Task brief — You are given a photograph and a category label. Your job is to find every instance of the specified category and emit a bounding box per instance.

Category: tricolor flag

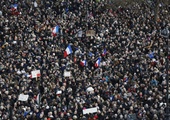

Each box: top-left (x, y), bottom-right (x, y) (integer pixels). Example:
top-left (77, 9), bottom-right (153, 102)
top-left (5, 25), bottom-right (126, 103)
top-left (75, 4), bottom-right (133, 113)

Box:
top-left (102, 49), bottom-right (107, 56)
top-left (123, 77), bottom-right (129, 82)
top-left (64, 45), bottom-right (73, 58)
top-left (26, 74), bottom-right (31, 78)
top-left (10, 4), bottom-right (21, 15)
top-left (11, 4), bottom-right (18, 10)
top-left (94, 58), bottom-right (101, 68)
top-left (36, 93), bottom-right (40, 105)
top-left (52, 25), bottom-right (59, 36)
top-left (80, 60), bottom-right (86, 67)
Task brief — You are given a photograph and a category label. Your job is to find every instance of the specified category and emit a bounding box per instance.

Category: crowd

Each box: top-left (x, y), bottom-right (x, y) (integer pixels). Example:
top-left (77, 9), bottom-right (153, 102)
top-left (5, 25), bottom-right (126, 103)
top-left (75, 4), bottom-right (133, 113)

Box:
top-left (0, 0), bottom-right (170, 120)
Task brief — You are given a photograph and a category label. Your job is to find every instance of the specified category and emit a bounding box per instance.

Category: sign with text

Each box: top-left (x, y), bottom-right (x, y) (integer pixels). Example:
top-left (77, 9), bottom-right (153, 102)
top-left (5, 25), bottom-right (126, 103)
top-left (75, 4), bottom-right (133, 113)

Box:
top-left (64, 71), bottom-right (71, 77)
top-left (83, 107), bottom-right (98, 114)
top-left (31, 70), bottom-right (41, 78)
top-left (86, 30), bottom-right (95, 37)
top-left (18, 94), bottom-right (29, 101)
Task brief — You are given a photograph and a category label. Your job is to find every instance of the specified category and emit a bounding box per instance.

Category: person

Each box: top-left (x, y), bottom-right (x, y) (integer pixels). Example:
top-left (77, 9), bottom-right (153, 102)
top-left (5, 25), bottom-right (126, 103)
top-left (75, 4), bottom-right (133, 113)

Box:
top-left (0, 0), bottom-right (169, 119)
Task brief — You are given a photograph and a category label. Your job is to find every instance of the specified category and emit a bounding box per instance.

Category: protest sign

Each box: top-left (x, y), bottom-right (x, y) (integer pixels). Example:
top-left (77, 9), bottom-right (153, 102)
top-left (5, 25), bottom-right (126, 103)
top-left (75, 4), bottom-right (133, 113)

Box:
top-left (83, 107), bottom-right (98, 114)
top-left (31, 70), bottom-right (41, 78)
top-left (86, 30), bottom-right (95, 37)
top-left (64, 71), bottom-right (71, 77)
top-left (56, 90), bottom-right (62, 95)
top-left (18, 94), bottom-right (29, 101)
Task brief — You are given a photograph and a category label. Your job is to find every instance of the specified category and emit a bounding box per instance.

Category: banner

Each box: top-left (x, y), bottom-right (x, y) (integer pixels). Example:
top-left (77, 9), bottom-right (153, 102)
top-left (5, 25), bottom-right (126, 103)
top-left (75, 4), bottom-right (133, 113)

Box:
top-left (86, 30), bottom-right (95, 37)
top-left (31, 70), bottom-right (41, 78)
top-left (56, 90), bottom-right (62, 95)
top-left (83, 107), bottom-right (98, 115)
top-left (18, 94), bottom-right (29, 101)
top-left (64, 71), bottom-right (71, 77)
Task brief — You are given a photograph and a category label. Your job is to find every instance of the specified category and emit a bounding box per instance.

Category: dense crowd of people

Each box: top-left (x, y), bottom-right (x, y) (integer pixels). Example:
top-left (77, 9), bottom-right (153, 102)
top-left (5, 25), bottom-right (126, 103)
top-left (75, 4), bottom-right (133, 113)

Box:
top-left (0, 0), bottom-right (170, 120)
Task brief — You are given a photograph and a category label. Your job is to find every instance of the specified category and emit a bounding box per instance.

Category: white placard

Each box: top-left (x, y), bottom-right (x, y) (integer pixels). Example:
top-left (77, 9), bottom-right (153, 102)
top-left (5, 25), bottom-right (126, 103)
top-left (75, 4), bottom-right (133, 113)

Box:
top-left (31, 70), bottom-right (41, 78)
top-left (18, 94), bottom-right (29, 101)
top-left (56, 90), bottom-right (62, 95)
top-left (64, 71), bottom-right (71, 77)
top-left (83, 107), bottom-right (98, 115)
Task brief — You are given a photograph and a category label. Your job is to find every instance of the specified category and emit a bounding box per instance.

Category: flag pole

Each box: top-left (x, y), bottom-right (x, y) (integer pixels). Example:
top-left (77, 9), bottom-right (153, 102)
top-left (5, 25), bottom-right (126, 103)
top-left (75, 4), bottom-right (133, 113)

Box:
top-left (37, 76), bottom-right (40, 108)
top-left (36, 75), bottom-right (41, 109)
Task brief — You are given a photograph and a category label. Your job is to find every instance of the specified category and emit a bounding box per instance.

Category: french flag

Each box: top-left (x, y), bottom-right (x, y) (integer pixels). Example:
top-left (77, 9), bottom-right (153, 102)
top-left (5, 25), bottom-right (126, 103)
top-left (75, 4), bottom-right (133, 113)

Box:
top-left (124, 77), bottom-right (129, 82)
top-left (94, 58), bottom-right (101, 68)
top-left (26, 74), bottom-right (31, 78)
top-left (80, 60), bottom-right (86, 67)
top-left (10, 4), bottom-right (21, 15)
top-left (102, 49), bottom-right (107, 56)
top-left (11, 4), bottom-right (18, 11)
top-left (52, 25), bottom-right (59, 36)
top-left (64, 45), bottom-right (73, 58)
top-left (36, 93), bottom-right (40, 105)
